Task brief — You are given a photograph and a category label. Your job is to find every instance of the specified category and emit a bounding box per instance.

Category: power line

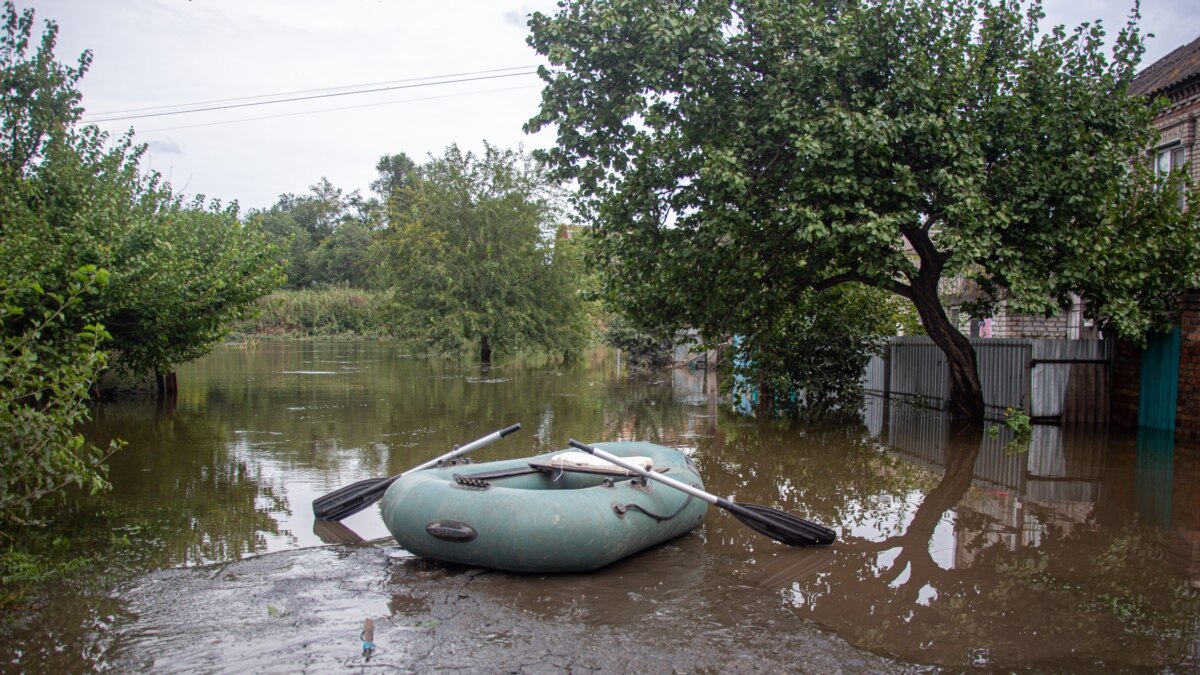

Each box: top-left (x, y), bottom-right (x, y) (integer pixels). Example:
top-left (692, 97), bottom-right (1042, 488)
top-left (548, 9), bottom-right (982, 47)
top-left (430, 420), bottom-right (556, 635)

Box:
top-left (129, 84), bottom-right (542, 134)
top-left (84, 69), bottom-right (540, 123)
top-left (86, 65), bottom-right (542, 117)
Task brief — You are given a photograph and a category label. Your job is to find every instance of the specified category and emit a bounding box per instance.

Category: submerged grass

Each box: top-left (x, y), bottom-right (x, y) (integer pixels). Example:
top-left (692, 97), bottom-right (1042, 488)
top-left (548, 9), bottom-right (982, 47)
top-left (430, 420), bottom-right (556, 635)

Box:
top-left (232, 287), bottom-right (394, 339)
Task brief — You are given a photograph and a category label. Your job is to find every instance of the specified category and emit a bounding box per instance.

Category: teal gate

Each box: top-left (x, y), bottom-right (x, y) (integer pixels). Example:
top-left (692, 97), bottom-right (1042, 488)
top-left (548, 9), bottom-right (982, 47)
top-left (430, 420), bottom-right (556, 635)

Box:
top-left (1137, 328), bottom-right (1181, 431)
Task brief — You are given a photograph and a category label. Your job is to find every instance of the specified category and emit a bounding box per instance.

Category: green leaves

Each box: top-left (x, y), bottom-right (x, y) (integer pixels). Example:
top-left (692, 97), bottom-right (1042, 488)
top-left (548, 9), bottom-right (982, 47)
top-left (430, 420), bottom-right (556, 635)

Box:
top-left (1, 2), bottom-right (284, 535)
top-left (0, 265), bottom-right (118, 537)
top-left (529, 0), bottom-right (1195, 420)
top-left (376, 143), bottom-right (588, 361)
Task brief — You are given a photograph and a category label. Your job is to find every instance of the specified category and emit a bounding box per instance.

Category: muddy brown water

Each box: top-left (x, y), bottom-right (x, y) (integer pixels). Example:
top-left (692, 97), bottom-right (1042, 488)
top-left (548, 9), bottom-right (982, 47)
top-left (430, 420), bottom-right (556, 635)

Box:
top-left (2, 342), bottom-right (1197, 673)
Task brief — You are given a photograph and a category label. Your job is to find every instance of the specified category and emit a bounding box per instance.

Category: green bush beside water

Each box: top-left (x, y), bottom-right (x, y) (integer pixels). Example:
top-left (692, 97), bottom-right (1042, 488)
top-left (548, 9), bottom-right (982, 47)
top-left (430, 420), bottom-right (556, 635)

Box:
top-left (234, 288), bottom-right (395, 338)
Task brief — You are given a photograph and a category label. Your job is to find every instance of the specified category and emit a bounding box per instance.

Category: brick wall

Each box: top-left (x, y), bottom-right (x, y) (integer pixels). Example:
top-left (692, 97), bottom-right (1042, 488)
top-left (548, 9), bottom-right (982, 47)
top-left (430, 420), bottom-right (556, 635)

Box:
top-left (991, 312), bottom-right (1070, 339)
top-left (1111, 290), bottom-right (1200, 436)
top-left (1177, 290), bottom-right (1200, 441)
top-left (1111, 337), bottom-right (1143, 427)
top-left (1147, 90), bottom-right (1199, 189)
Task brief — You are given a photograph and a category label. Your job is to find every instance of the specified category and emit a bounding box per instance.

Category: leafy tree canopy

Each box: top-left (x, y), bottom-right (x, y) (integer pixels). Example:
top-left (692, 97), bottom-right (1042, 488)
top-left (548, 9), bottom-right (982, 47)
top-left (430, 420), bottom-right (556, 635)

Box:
top-left (1, 0), bottom-right (284, 380)
top-left (376, 143), bottom-right (589, 362)
top-left (248, 179), bottom-right (378, 290)
top-left (1, 0), bottom-right (284, 533)
top-left (527, 0), bottom-right (1200, 422)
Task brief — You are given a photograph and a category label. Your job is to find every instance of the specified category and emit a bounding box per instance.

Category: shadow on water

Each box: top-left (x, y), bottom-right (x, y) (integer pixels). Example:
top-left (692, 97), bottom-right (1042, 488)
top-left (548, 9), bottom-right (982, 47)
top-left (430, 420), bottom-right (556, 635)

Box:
top-left (1, 342), bottom-right (1197, 673)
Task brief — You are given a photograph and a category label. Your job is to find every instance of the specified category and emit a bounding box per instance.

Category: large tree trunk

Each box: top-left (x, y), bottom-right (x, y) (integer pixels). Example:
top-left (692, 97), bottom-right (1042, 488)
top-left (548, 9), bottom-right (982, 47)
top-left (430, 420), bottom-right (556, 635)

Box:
top-left (910, 283), bottom-right (985, 425)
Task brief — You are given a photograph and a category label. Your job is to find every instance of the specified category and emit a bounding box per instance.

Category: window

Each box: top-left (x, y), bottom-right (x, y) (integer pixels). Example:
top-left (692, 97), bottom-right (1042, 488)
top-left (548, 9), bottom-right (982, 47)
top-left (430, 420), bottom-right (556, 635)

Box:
top-left (1155, 143), bottom-right (1187, 209)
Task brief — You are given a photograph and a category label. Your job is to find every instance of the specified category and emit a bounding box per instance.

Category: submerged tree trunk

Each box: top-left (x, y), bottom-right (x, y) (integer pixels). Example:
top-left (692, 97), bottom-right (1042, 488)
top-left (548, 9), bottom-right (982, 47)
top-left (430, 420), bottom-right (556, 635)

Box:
top-left (480, 335), bottom-right (492, 364)
top-left (910, 280), bottom-right (985, 426)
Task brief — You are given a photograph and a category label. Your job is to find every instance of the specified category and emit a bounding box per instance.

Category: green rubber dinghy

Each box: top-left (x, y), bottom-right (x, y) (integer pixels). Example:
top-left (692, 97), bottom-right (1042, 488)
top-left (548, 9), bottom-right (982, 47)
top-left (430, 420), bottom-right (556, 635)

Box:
top-left (380, 441), bottom-right (708, 573)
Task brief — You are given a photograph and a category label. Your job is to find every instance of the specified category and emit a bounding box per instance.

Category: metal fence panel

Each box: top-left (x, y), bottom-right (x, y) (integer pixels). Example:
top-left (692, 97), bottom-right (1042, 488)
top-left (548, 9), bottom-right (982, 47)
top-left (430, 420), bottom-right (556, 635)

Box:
top-left (868, 337), bottom-right (1109, 424)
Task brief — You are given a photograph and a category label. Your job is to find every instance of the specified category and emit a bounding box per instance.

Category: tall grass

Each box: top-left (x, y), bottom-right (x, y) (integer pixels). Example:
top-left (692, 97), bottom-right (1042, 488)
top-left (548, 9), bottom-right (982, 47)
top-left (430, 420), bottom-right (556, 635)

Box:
top-left (233, 287), bottom-right (394, 338)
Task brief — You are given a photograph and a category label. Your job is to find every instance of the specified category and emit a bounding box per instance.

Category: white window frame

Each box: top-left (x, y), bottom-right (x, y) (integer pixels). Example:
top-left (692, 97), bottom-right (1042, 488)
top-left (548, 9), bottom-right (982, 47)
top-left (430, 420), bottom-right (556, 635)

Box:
top-left (1155, 142), bottom-right (1187, 210)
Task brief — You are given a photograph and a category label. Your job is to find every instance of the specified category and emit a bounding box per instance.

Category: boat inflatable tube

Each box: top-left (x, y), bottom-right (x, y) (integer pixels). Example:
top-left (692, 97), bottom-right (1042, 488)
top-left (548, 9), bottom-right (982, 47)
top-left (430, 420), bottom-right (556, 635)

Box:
top-left (380, 441), bottom-right (708, 573)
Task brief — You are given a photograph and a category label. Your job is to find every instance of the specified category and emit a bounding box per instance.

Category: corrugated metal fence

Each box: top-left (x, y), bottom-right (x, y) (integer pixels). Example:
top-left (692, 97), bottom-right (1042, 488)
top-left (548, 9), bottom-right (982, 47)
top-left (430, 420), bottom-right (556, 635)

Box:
top-left (862, 337), bottom-right (1110, 424)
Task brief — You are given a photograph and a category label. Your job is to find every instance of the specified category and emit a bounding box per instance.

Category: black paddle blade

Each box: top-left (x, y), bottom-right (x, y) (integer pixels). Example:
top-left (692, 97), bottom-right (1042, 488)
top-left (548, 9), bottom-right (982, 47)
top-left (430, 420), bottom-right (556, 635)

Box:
top-left (726, 501), bottom-right (836, 546)
top-left (311, 476), bottom-right (394, 521)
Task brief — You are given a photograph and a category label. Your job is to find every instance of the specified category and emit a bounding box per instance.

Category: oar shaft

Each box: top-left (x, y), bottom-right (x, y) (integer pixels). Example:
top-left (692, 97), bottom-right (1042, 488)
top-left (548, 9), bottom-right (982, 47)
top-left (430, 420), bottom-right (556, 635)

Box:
top-left (568, 439), bottom-right (717, 505)
top-left (569, 439), bottom-right (835, 547)
top-left (408, 423), bottom-right (523, 474)
top-left (313, 423), bottom-right (521, 520)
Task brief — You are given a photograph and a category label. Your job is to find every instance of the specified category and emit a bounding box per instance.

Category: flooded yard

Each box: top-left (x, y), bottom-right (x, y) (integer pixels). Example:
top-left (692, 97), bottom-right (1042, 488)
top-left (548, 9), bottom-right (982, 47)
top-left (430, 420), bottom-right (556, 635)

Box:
top-left (2, 341), bottom-right (1196, 673)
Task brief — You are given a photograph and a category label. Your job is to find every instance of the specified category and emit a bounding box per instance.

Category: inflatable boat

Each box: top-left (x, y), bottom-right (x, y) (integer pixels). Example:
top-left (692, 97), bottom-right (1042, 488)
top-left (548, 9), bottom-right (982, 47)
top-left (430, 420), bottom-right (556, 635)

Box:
top-left (380, 441), bottom-right (708, 573)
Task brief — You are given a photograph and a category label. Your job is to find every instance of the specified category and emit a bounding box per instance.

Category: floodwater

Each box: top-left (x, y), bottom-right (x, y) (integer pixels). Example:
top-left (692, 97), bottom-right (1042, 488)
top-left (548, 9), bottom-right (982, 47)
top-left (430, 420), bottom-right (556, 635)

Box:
top-left (2, 341), bottom-right (1197, 673)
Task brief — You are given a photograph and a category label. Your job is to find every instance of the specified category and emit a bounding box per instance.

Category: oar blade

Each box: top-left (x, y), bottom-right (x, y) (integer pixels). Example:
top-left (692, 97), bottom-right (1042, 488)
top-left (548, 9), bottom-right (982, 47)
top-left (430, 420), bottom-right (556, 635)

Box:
top-left (312, 423), bottom-right (523, 521)
top-left (728, 502), bottom-right (836, 547)
top-left (312, 477), bottom-right (392, 520)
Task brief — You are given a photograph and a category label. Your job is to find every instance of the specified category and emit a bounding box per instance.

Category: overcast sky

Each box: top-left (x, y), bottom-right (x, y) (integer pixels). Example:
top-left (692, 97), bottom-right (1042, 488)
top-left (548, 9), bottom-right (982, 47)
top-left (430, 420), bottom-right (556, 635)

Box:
top-left (19, 1), bottom-right (1200, 212)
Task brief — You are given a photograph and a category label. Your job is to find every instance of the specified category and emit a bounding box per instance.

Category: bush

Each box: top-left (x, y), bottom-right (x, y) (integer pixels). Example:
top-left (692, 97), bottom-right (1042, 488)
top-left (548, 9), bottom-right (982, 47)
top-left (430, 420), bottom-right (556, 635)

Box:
top-left (233, 287), bottom-right (394, 338)
top-left (0, 267), bottom-right (121, 538)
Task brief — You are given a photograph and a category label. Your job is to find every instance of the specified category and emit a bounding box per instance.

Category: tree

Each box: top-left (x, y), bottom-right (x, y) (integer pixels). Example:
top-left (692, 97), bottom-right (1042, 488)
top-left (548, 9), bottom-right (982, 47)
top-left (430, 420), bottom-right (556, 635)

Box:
top-left (526, 0), bottom-right (1200, 424)
top-left (377, 143), bottom-right (588, 362)
top-left (99, 197), bottom-right (286, 383)
top-left (1, 1), bottom-right (284, 387)
top-left (733, 284), bottom-right (895, 416)
top-left (249, 179), bottom-right (377, 289)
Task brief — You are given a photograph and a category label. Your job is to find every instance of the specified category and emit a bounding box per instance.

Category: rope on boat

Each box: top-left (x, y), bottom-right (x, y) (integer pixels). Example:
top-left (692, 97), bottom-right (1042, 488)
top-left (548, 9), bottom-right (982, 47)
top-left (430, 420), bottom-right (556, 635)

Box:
top-left (616, 492), bottom-right (696, 523)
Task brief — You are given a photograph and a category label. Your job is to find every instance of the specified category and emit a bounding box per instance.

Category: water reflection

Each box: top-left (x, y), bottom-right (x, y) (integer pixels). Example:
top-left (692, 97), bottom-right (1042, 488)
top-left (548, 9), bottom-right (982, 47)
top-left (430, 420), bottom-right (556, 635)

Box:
top-left (28, 342), bottom-right (1195, 672)
top-left (713, 398), bottom-right (1199, 670)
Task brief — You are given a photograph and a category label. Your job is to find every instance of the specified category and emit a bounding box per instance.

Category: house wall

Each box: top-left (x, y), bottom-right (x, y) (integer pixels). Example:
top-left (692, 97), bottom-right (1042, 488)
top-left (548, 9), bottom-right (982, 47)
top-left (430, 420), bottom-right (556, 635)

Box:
top-left (1111, 290), bottom-right (1200, 437)
top-left (990, 311), bottom-right (1073, 339)
top-left (1177, 290), bottom-right (1200, 441)
top-left (1148, 85), bottom-right (1200, 187)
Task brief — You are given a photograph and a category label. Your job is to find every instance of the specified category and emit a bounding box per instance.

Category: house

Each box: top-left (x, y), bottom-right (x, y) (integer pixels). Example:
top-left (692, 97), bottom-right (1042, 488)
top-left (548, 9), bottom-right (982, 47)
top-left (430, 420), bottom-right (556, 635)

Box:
top-left (1129, 33), bottom-right (1200, 192)
top-left (1111, 33), bottom-right (1200, 438)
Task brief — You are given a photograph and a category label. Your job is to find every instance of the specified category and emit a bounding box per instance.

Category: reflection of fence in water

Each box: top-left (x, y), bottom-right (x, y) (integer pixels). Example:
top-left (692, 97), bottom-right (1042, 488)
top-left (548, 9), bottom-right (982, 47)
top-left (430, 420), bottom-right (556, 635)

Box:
top-left (862, 337), bottom-right (1110, 424)
top-left (867, 400), bottom-right (1108, 560)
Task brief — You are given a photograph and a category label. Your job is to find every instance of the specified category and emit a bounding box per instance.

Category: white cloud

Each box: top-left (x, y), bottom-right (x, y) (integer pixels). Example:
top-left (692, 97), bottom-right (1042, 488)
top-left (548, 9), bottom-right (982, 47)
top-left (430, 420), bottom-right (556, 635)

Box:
top-left (146, 139), bottom-right (183, 155)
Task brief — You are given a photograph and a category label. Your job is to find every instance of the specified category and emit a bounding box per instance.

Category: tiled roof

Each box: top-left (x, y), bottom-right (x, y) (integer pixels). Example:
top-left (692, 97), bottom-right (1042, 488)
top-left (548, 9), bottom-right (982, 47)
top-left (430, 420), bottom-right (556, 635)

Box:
top-left (1130, 32), bottom-right (1200, 97)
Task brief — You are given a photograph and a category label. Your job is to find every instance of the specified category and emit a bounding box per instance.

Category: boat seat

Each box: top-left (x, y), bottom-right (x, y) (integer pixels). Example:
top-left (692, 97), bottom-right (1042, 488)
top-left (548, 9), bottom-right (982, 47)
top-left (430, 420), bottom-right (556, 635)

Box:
top-left (528, 451), bottom-right (653, 476)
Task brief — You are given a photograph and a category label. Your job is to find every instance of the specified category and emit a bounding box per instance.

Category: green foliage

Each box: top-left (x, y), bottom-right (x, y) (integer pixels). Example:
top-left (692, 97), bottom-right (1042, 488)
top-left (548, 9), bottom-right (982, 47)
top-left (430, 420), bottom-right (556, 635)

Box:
top-left (732, 285), bottom-right (893, 417)
top-left (527, 0), bottom-right (1198, 421)
top-left (235, 287), bottom-right (394, 338)
top-left (1, 2), bottom-right (285, 383)
top-left (0, 265), bottom-right (121, 537)
top-left (97, 198), bottom-right (287, 377)
top-left (601, 314), bottom-right (674, 368)
top-left (1002, 406), bottom-right (1033, 453)
top-left (0, 0), bottom-right (89, 172)
top-left (0, 546), bottom-right (90, 608)
top-left (247, 178), bottom-right (380, 290)
top-left (375, 143), bottom-right (589, 361)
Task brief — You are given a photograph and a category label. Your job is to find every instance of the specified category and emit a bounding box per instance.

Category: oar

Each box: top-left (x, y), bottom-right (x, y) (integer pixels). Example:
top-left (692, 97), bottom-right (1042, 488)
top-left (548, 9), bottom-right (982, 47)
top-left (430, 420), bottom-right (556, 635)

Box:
top-left (313, 423), bottom-right (522, 521)
top-left (567, 439), bottom-right (836, 546)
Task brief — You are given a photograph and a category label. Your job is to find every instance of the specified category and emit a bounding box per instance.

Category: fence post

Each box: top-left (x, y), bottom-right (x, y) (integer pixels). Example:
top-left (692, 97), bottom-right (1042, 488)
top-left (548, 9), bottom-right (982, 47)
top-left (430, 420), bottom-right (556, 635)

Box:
top-left (1023, 341), bottom-right (1034, 417)
top-left (883, 339), bottom-right (893, 399)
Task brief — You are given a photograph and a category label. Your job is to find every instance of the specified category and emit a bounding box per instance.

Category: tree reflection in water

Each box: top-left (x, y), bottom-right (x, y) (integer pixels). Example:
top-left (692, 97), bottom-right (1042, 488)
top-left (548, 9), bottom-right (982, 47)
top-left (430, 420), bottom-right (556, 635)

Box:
top-left (710, 401), bottom-right (1199, 670)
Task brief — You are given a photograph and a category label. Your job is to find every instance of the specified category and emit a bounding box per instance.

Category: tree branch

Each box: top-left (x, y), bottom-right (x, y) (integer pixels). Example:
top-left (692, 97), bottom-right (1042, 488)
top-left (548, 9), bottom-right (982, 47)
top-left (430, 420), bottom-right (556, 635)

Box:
top-left (814, 271), bottom-right (913, 300)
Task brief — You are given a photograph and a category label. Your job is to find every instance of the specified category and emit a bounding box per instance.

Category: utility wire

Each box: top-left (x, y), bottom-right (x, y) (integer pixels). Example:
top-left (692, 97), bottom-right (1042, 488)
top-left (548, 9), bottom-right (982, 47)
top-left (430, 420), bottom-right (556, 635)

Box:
top-left (131, 84), bottom-right (541, 134)
top-left (84, 69), bottom-right (539, 123)
top-left (86, 65), bottom-right (541, 117)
